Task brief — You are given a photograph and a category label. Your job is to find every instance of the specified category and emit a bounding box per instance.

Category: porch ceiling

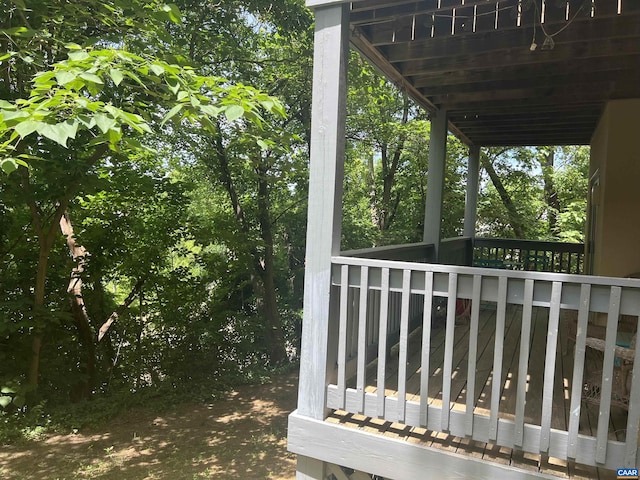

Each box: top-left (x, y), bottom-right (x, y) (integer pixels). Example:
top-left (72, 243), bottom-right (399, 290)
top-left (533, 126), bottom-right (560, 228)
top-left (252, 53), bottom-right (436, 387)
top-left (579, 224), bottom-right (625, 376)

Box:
top-left (348, 0), bottom-right (640, 146)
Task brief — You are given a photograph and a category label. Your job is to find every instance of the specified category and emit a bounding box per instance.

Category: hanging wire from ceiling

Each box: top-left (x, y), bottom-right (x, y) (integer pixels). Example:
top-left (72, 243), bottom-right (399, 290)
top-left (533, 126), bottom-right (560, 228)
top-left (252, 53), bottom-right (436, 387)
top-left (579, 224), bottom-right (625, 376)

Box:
top-left (529, 0), bottom-right (590, 51)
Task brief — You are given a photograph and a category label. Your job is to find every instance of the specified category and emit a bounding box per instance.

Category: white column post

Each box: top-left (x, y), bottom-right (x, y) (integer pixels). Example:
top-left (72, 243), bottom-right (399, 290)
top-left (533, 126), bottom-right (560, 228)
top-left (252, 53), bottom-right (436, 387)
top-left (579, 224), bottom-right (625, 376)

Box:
top-left (423, 108), bottom-right (448, 259)
top-left (463, 145), bottom-right (481, 238)
top-left (296, 456), bottom-right (325, 480)
top-left (296, 3), bottom-right (349, 421)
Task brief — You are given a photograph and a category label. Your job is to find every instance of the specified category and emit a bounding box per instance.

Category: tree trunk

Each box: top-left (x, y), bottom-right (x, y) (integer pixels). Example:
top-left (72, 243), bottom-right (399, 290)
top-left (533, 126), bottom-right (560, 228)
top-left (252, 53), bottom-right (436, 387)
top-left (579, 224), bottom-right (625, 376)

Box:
top-left (541, 148), bottom-right (560, 237)
top-left (256, 163), bottom-right (286, 364)
top-left (480, 153), bottom-right (526, 239)
top-left (367, 153), bottom-right (378, 227)
top-left (59, 211), bottom-right (96, 400)
top-left (210, 132), bottom-right (286, 364)
top-left (24, 194), bottom-right (69, 387)
top-left (97, 278), bottom-right (146, 341)
top-left (376, 94), bottom-right (410, 234)
top-left (28, 245), bottom-right (49, 387)
top-left (20, 147), bottom-right (106, 388)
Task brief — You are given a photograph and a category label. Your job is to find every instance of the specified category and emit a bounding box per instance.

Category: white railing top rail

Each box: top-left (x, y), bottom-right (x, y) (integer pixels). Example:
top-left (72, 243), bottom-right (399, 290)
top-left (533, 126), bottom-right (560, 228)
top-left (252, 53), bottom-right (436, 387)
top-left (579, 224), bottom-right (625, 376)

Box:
top-left (333, 255), bottom-right (640, 290)
top-left (474, 237), bottom-right (585, 253)
top-left (340, 241), bottom-right (435, 258)
top-left (332, 255), bottom-right (640, 316)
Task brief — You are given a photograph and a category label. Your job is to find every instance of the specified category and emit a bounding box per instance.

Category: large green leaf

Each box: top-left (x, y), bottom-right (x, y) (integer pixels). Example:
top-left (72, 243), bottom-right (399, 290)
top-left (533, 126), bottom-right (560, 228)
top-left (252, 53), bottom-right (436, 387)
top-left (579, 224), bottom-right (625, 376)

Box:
top-left (109, 69), bottom-right (125, 86)
top-left (79, 72), bottom-right (104, 85)
top-left (149, 63), bottom-right (165, 76)
top-left (68, 50), bottom-right (90, 61)
top-left (94, 113), bottom-right (117, 134)
top-left (224, 105), bottom-right (244, 122)
top-left (14, 119), bottom-right (41, 138)
top-left (36, 120), bottom-right (79, 146)
top-left (1, 109), bottom-right (29, 123)
top-left (162, 3), bottom-right (183, 24)
top-left (55, 70), bottom-right (77, 86)
top-left (162, 104), bottom-right (183, 126)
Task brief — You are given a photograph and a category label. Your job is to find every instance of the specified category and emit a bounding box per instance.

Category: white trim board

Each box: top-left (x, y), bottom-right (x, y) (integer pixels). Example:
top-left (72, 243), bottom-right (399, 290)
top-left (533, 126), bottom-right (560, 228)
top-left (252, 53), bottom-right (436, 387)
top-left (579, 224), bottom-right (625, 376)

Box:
top-left (288, 411), bottom-right (561, 480)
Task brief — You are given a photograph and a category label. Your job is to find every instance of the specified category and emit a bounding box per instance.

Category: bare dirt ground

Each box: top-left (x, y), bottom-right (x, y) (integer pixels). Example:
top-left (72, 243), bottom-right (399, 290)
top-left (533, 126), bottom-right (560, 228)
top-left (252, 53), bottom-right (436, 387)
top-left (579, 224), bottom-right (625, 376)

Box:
top-left (0, 373), bottom-right (298, 479)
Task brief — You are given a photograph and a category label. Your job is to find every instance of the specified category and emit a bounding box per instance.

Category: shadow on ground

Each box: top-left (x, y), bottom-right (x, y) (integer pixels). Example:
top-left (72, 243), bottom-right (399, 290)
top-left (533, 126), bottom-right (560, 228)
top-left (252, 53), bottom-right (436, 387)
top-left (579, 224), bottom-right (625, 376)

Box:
top-left (0, 373), bottom-right (298, 479)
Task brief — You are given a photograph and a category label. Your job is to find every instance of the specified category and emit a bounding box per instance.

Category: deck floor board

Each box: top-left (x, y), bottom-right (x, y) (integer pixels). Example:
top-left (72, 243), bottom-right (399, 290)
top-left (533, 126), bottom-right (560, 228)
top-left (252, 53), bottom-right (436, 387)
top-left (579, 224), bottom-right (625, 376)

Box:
top-left (332, 303), bottom-right (622, 479)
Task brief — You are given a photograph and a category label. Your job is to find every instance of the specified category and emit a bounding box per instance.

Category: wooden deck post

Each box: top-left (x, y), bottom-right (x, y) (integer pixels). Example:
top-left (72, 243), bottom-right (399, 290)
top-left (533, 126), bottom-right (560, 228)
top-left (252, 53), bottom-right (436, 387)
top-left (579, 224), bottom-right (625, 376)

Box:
top-left (464, 145), bottom-right (480, 238)
top-left (296, 455), bottom-right (325, 480)
top-left (423, 108), bottom-right (448, 258)
top-left (296, 3), bottom-right (349, 422)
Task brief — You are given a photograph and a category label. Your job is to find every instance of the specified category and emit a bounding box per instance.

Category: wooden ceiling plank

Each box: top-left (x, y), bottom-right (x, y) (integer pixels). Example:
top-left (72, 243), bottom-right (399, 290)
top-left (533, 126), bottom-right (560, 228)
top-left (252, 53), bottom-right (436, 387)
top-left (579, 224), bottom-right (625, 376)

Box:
top-left (451, 108), bottom-right (600, 122)
top-left (459, 122), bottom-right (598, 134)
top-left (594, 0), bottom-right (619, 17)
top-left (470, 130), bottom-right (593, 139)
top-left (410, 57), bottom-right (637, 88)
top-left (350, 0), bottom-right (434, 14)
top-left (473, 1), bottom-right (498, 35)
top-left (451, 109), bottom-right (601, 120)
top-left (455, 116), bottom-right (599, 127)
top-left (496, 0), bottom-right (521, 30)
top-left (398, 38), bottom-right (640, 76)
top-left (362, 7), bottom-right (617, 46)
top-left (453, 4), bottom-right (475, 35)
top-left (624, 0), bottom-right (640, 13)
top-left (418, 69), bottom-right (635, 96)
top-left (474, 139), bottom-right (591, 146)
top-left (350, 0), bottom-right (497, 23)
top-left (543, 0), bottom-right (570, 27)
top-left (448, 103), bottom-right (603, 116)
top-left (438, 86), bottom-right (637, 109)
top-left (430, 82), bottom-right (637, 107)
top-left (380, 14), bottom-right (640, 64)
top-left (453, 123), bottom-right (598, 131)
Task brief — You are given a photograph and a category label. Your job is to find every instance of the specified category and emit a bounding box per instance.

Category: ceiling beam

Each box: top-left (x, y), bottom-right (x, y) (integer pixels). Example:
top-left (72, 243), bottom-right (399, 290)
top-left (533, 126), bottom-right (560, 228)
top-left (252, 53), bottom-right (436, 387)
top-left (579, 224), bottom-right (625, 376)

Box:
top-left (398, 38), bottom-right (640, 76)
top-left (360, 6), bottom-right (627, 47)
top-left (351, 0), bottom-right (512, 23)
top-left (417, 69), bottom-right (635, 96)
top-left (409, 56), bottom-right (638, 88)
top-left (378, 14), bottom-right (640, 64)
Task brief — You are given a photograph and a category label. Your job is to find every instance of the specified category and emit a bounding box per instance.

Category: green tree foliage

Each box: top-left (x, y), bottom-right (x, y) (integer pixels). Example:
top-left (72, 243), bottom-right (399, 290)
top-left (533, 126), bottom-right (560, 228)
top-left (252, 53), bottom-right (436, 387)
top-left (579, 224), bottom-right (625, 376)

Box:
top-left (0, 0), bottom-right (286, 416)
top-left (477, 146), bottom-right (588, 241)
top-left (343, 58), bottom-right (468, 249)
top-left (156, 0), bottom-right (314, 365)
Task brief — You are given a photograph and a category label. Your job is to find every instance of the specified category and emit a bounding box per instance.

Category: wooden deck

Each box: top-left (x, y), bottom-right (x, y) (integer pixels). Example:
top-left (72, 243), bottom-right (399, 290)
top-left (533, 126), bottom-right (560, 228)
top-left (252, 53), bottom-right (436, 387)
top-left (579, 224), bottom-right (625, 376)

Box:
top-left (328, 304), bottom-right (626, 479)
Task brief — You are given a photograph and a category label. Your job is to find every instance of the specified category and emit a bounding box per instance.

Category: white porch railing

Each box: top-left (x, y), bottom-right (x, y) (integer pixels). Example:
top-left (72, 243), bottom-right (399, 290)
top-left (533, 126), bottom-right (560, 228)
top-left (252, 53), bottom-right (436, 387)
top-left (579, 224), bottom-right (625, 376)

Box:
top-left (472, 238), bottom-right (585, 274)
top-left (326, 256), bottom-right (640, 470)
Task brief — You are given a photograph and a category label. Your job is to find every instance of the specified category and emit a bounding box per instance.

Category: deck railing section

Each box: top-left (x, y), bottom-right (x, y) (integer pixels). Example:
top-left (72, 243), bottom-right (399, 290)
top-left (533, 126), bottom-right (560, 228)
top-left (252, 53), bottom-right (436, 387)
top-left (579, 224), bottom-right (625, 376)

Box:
top-left (326, 256), bottom-right (640, 470)
top-left (341, 242), bottom-right (435, 263)
top-left (342, 237), bottom-right (585, 274)
top-left (337, 243), bottom-right (433, 380)
top-left (439, 237), bottom-right (473, 266)
top-left (473, 237), bottom-right (585, 274)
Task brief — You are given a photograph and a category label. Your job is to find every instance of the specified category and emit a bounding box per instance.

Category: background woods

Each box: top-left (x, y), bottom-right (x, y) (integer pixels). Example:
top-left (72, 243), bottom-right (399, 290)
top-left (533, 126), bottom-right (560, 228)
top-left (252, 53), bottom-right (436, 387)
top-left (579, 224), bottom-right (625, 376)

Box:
top-left (0, 0), bottom-right (587, 438)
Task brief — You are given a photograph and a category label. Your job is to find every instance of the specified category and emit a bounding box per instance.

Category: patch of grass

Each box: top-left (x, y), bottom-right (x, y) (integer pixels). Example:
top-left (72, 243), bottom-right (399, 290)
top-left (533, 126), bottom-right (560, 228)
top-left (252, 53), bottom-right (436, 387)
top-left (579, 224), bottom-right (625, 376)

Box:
top-left (1, 363), bottom-right (297, 446)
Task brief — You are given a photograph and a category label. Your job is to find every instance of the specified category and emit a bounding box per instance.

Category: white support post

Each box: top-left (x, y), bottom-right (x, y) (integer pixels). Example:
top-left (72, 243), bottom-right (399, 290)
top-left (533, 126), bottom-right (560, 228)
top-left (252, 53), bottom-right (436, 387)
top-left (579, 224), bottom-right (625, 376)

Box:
top-left (296, 3), bottom-right (349, 422)
top-left (463, 145), bottom-right (480, 238)
top-left (296, 455), bottom-right (326, 480)
top-left (423, 108), bottom-right (448, 258)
